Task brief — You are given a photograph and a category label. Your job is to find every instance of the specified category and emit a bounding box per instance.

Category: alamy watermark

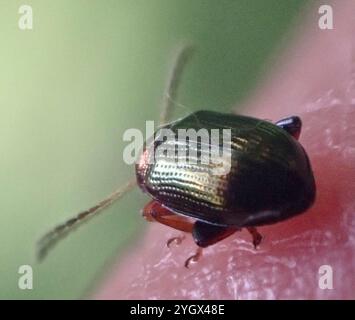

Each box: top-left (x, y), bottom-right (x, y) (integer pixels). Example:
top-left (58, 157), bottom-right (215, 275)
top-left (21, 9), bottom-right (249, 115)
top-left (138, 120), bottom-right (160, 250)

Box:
top-left (18, 5), bottom-right (33, 30)
top-left (123, 121), bottom-right (232, 176)
top-left (318, 264), bottom-right (334, 290)
top-left (18, 265), bottom-right (33, 290)
top-left (318, 5), bottom-right (333, 30)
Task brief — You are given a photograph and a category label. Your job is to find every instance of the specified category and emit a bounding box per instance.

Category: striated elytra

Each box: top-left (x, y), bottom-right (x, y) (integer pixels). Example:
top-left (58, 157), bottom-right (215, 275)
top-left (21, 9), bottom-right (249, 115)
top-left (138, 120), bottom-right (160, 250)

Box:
top-left (137, 111), bottom-right (316, 255)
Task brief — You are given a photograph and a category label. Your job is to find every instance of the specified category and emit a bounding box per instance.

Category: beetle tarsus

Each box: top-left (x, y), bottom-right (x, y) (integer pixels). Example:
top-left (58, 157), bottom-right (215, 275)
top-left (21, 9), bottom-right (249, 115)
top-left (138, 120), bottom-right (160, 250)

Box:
top-left (184, 247), bottom-right (203, 268)
top-left (247, 227), bottom-right (263, 249)
top-left (167, 235), bottom-right (185, 248)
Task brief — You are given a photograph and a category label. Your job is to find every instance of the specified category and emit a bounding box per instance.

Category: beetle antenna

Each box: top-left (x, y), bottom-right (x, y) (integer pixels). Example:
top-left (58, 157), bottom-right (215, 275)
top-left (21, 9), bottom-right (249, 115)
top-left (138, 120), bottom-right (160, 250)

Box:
top-left (37, 178), bottom-right (136, 262)
top-left (160, 43), bottom-right (195, 126)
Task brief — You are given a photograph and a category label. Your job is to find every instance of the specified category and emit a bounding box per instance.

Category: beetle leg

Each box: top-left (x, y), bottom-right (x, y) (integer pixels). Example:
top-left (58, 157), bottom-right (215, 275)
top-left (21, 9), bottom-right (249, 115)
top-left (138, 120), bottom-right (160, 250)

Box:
top-left (167, 235), bottom-right (186, 248)
top-left (142, 200), bottom-right (194, 233)
top-left (275, 116), bottom-right (302, 140)
top-left (142, 201), bottom-right (195, 248)
top-left (246, 226), bottom-right (263, 249)
top-left (192, 220), bottom-right (238, 248)
top-left (185, 247), bottom-right (203, 268)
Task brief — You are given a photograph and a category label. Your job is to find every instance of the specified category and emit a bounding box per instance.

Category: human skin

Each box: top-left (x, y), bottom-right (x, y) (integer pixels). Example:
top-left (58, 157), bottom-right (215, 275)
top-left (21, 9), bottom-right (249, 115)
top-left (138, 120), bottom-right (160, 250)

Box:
top-left (94, 0), bottom-right (355, 299)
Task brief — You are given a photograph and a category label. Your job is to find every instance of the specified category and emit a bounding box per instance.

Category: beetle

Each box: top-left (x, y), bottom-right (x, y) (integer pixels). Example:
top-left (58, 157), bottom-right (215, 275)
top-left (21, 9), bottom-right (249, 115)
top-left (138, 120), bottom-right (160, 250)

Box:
top-left (37, 45), bottom-right (316, 267)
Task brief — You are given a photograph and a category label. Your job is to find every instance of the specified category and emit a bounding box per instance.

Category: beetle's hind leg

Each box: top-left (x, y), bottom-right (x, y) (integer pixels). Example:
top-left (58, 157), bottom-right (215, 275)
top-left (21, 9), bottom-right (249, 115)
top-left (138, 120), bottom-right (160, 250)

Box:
top-left (246, 227), bottom-right (263, 249)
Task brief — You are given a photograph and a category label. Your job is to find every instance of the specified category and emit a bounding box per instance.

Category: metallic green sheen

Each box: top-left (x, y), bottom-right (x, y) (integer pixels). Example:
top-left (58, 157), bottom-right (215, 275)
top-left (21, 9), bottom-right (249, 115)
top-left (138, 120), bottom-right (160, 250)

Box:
top-left (136, 111), bottom-right (316, 227)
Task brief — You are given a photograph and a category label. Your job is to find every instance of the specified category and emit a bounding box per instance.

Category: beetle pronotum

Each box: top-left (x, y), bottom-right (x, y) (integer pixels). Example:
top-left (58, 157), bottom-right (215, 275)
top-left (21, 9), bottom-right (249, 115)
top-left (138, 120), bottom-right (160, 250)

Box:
top-left (38, 45), bottom-right (316, 267)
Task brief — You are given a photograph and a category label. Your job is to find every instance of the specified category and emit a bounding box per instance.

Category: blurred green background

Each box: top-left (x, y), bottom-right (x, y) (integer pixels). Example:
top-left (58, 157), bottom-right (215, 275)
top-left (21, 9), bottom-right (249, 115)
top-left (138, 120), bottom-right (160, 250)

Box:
top-left (0, 0), bottom-right (307, 299)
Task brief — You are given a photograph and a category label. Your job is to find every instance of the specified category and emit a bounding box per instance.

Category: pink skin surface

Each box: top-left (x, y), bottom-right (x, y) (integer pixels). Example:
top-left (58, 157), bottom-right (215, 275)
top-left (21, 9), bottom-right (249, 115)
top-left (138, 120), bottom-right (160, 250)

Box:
top-left (94, 1), bottom-right (355, 299)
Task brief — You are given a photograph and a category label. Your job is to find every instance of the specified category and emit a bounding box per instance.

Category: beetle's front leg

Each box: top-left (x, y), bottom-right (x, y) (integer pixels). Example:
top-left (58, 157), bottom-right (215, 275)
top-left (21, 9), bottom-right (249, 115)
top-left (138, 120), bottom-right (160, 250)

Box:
top-left (142, 200), bottom-right (194, 233)
top-left (142, 200), bottom-right (194, 248)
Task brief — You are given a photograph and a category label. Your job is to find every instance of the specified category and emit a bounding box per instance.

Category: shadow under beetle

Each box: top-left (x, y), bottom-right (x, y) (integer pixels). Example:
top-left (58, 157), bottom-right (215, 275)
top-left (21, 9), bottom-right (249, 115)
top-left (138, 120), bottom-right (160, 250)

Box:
top-left (38, 45), bottom-right (316, 267)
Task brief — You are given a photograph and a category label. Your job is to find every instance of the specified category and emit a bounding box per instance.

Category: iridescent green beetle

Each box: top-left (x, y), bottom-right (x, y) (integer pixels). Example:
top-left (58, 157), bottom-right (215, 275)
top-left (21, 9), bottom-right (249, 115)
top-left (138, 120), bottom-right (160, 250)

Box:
top-left (137, 111), bottom-right (315, 266)
top-left (38, 45), bottom-right (316, 267)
